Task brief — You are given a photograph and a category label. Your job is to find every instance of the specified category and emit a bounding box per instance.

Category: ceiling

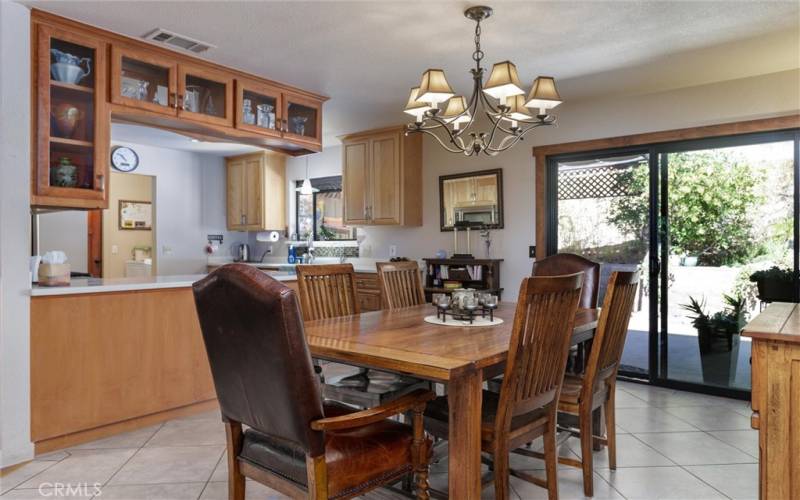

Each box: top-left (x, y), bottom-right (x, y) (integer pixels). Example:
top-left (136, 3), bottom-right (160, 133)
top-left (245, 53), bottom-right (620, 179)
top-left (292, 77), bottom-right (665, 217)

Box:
top-left (111, 123), bottom-right (262, 155)
top-left (24, 1), bottom-right (800, 145)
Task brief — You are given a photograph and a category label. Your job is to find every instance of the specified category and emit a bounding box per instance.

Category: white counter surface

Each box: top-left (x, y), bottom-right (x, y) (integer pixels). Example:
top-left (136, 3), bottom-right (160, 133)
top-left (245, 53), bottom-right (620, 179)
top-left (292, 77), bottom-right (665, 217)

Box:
top-left (30, 271), bottom-right (299, 297)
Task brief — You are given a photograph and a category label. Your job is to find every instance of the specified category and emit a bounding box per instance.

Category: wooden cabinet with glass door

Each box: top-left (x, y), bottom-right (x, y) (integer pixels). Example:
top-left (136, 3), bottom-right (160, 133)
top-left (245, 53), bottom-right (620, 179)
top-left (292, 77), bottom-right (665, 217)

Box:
top-left (235, 78), bottom-right (282, 138)
top-left (178, 63), bottom-right (234, 127)
top-left (282, 92), bottom-right (322, 148)
top-left (33, 23), bottom-right (109, 209)
top-left (110, 45), bottom-right (177, 115)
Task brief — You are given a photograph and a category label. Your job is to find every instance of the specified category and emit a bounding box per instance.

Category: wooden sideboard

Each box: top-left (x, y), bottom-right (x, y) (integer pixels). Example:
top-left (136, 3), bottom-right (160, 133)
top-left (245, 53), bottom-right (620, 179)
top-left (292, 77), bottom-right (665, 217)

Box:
top-left (742, 302), bottom-right (800, 499)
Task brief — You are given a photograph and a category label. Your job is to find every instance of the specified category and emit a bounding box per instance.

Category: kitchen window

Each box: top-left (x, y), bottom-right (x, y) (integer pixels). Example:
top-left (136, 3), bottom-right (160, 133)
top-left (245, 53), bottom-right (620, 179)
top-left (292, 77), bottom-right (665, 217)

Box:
top-left (295, 176), bottom-right (355, 241)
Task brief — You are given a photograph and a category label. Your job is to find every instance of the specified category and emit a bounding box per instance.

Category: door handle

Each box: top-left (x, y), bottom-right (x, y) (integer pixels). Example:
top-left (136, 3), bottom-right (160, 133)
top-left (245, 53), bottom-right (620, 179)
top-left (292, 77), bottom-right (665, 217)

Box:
top-left (97, 174), bottom-right (105, 193)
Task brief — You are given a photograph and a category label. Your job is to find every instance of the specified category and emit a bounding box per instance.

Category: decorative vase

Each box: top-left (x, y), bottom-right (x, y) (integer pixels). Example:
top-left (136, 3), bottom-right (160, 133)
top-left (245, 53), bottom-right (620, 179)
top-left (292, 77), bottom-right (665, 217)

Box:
top-left (50, 49), bottom-right (91, 85)
top-left (51, 103), bottom-right (83, 138)
top-left (50, 156), bottom-right (78, 187)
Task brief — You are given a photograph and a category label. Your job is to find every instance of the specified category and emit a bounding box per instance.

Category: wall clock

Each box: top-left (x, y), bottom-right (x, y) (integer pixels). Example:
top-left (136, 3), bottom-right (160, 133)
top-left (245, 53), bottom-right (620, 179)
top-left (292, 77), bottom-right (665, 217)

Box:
top-left (110, 146), bottom-right (140, 172)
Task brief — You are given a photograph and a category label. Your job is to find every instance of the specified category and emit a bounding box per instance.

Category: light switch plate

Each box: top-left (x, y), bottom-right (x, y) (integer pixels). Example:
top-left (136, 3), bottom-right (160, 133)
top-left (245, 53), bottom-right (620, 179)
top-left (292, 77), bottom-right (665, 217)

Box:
top-left (389, 245), bottom-right (397, 257)
top-left (111, 245), bottom-right (118, 255)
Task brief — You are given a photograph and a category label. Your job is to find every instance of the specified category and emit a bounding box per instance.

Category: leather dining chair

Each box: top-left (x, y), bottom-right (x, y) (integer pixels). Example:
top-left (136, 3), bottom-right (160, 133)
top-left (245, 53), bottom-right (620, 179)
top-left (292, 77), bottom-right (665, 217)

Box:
top-left (518, 271), bottom-right (640, 497)
top-left (192, 264), bottom-right (434, 500)
top-left (376, 261), bottom-right (427, 310)
top-left (295, 264), bottom-right (428, 409)
top-left (424, 273), bottom-right (585, 500)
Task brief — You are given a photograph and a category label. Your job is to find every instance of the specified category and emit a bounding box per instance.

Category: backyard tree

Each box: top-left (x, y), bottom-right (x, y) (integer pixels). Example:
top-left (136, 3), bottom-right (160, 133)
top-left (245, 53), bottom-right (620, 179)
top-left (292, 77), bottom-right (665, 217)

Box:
top-left (609, 150), bottom-right (763, 266)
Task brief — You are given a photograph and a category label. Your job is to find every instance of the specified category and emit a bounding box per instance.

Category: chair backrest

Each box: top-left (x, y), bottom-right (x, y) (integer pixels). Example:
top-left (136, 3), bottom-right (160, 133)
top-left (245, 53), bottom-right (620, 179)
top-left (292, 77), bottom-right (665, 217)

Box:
top-left (376, 261), bottom-right (426, 310)
top-left (496, 273), bottom-right (584, 428)
top-left (533, 253), bottom-right (600, 309)
top-left (582, 271), bottom-right (640, 393)
top-left (295, 264), bottom-right (360, 321)
top-left (192, 264), bottom-right (325, 456)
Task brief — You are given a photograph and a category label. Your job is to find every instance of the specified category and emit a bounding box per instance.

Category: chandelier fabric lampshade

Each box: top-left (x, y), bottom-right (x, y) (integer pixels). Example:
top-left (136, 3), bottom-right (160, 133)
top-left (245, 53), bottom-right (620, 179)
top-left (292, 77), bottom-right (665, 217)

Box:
top-left (441, 96), bottom-right (471, 129)
top-left (504, 95), bottom-right (533, 122)
top-left (525, 76), bottom-right (563, 113)
top-left (417, 69), bottom-right (455, 105)
top-left (404, 87), bottom-right (433, 122)
top-left (483, 60), bottom-right (524, 102)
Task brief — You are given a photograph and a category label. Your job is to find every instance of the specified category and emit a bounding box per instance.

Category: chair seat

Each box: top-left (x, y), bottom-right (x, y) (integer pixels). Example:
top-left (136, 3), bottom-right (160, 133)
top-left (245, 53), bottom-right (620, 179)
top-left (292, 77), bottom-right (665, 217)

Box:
top-left (558, 374), bottom-right (608, 407)
top-left (424, 390), bottom-right (548, 443)
top-left (240, 402), bottom-right (428, 499)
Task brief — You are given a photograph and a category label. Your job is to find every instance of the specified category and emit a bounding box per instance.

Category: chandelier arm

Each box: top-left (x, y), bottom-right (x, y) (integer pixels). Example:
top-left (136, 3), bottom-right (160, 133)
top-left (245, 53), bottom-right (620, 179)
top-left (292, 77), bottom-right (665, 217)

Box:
top-left (485, 121), bottom-right (551, 153)
top-left (416, 128), bottom-right (468, 154)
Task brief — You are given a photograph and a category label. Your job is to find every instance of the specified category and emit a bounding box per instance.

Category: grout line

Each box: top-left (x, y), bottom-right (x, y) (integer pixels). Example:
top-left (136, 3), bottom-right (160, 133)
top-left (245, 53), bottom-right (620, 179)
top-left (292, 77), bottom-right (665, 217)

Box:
top-left (198, 447), bottom-right (227, 500)
top-left (97, 422), bottom-right (166, 493)
top-left (678, 463), bottom-right (734, 499)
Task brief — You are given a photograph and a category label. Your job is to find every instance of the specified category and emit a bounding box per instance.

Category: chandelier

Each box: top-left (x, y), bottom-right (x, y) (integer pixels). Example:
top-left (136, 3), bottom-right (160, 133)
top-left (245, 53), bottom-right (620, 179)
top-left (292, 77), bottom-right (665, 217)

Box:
top-left (403, 5), bottom-right (562, 156)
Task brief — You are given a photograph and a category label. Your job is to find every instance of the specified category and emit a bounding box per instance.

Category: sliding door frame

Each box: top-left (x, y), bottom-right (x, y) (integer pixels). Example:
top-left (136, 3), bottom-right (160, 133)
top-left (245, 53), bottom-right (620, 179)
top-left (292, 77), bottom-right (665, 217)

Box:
top-left (534, 115), bottom-right (800, 398)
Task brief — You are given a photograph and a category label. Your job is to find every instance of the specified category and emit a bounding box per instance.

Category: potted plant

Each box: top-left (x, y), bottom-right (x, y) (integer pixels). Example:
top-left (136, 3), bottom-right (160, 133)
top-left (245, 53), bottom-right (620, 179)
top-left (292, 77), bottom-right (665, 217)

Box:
top-left (749, 266), bottom-right (799, 303)
top-left (681, 295), bottom-right (747, 385)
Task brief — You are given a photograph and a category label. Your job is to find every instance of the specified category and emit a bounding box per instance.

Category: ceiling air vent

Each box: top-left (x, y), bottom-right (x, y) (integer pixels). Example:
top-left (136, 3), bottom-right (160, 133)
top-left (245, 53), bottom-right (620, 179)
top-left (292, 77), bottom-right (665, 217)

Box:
top-left (142, 28), bottom-right (215, 54)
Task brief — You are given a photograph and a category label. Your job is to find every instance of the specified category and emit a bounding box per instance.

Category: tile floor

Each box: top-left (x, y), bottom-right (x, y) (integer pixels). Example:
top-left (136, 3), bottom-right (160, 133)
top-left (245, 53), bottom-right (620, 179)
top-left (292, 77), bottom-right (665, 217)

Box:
top-left (1, 381), bottom-right (758, 499)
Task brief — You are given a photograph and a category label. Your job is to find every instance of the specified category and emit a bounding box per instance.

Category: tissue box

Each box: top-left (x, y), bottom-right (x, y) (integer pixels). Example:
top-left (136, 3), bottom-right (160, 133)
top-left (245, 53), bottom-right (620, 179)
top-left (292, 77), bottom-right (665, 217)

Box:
top-left (38, 263), bottom-right (70, 287)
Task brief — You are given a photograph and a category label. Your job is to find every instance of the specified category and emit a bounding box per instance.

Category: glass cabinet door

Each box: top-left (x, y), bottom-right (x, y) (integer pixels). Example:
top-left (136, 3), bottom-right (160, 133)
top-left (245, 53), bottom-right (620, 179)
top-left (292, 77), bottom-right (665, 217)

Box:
top-left (111, 46), bottom-right (177, 115)
top-left (235, 78), bottom-right (282, 138)
top-left (282, 93), bottom-right (321, 146)
top-left (178, 64), bottom-right (234, 127)
top-left (36, 25), bottom-right (108, 205)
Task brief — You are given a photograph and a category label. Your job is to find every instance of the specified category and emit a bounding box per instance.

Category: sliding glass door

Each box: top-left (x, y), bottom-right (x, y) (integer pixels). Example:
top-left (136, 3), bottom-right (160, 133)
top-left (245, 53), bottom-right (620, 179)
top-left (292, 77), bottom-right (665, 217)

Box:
top-left (548, 130), bottom-right (800, 396)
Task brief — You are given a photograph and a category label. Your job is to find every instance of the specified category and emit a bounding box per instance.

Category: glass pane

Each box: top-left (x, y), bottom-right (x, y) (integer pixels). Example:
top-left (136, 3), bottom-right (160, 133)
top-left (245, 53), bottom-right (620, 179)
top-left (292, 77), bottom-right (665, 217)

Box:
top-left (50, 38), bottom-right (94, 88)
top-left (286, 102), bottom-right (317, 138)
top-left (121, 57), bottom-right (170, 107)
top-left (50, 78), bottom-right (94, 142)
top-left (242, 90), bottom-right (278, 131)
top-left (184, 74), bottom-right (226, 117)
top-left (557, 153), bottom-right (651, 377)
top-left (297, 192), bottom-right (313, 241)
top-left (316, 191), bottom-right (352, 240)
top-left (49, 146), bottom-right (94, 190)
top-left (664, 141), bottom-right (795, 391)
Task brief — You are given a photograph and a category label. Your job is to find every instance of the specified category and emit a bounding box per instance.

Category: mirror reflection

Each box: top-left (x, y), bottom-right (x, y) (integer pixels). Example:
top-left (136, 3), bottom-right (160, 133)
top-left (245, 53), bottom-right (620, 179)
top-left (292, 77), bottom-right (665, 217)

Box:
top-left (439, 169), bottom-right (503, 231)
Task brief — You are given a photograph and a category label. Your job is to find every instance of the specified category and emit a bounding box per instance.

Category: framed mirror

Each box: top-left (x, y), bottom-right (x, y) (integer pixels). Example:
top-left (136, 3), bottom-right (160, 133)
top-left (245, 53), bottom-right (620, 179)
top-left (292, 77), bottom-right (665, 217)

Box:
top-left (439, 168), bottom-right (503, 231)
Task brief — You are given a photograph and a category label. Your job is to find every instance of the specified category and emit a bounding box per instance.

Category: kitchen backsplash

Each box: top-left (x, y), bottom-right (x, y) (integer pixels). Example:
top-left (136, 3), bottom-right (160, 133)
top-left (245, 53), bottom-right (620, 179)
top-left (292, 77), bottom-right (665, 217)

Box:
top-left (313, 246), bottom-right (359, 258)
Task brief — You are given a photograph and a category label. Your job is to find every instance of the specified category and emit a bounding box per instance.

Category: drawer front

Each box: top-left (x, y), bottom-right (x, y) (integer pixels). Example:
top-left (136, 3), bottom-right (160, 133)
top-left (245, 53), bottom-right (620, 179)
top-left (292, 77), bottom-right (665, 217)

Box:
top-left (358, 291), bottom-right (381, 312)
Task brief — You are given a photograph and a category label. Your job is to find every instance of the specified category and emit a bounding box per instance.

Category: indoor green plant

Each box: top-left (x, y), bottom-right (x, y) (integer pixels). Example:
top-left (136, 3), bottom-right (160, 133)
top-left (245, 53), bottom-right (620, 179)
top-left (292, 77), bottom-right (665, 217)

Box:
top-left (749, 266), bottom-right (799, 303)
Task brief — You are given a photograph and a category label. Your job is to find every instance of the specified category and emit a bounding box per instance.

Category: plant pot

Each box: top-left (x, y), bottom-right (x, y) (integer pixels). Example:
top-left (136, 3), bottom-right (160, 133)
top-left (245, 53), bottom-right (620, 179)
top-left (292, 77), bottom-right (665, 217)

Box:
top-left (682, 256), bottom-right (698, 267)
top-left (699, 334), bottom-right (740, 387)
top-left (755, 278), bottom-right (797, 303)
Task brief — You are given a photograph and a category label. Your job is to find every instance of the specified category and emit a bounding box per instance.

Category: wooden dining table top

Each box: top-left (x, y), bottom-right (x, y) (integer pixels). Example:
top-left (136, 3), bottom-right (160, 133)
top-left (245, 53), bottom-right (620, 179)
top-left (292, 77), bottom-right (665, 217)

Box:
top-left (304, 302), bottom-right (600, 382)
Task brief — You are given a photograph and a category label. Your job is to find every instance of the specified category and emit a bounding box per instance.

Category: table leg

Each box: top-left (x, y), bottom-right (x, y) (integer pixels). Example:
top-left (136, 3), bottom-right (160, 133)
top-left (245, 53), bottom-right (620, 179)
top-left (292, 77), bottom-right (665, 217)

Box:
top-left (448, 368), bottom-right (482, 500)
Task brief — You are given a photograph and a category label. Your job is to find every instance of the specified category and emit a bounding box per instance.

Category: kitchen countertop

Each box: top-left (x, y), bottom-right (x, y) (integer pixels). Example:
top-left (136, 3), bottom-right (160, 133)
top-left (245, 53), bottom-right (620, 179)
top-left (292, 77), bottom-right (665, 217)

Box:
top-left (30, 271), bottom-right (299, 297)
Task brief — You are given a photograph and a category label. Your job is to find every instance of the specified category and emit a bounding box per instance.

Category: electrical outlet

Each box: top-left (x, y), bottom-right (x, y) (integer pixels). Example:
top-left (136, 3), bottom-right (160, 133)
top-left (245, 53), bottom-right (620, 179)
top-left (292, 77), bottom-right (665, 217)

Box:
top-left (111, 245), bottom-right (118, 255)
top-left (389, 245), bottom-right (397, 257)
top-left (162, 245), bottom-right (173, 256)
top-left (529, 245), bottom-right (536, 258)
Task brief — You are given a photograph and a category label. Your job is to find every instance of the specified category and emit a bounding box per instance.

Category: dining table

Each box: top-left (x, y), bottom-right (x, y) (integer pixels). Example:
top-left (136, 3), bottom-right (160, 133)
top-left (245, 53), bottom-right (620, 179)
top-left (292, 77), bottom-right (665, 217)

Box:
top-left (304, 302), bottom-right (599, 499)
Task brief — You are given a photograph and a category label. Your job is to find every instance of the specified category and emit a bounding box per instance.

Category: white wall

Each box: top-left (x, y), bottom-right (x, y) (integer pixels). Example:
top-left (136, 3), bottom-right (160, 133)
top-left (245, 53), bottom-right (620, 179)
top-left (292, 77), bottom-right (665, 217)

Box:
top-left (109, 141), bottom-right (249, 274)
top-left (288, 69), bottom-right (800, 301)
top-left (0, 0), bottom-right (33, 467)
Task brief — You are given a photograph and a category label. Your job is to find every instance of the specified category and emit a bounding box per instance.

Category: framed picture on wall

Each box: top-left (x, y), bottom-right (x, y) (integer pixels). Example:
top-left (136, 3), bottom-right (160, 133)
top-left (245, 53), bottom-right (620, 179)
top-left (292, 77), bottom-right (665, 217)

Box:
top-left (119, 200), bottom-right (152, 230)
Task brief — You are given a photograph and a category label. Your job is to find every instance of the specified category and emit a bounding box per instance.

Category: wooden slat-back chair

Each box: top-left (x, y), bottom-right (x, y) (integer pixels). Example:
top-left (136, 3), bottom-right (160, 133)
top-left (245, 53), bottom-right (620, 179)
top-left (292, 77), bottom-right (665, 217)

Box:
top-left (295, 264), bottom-right (360, 321)
top-left (424, 273), bottom-right (584, 499)
top-left (376, 261), bottom-right (426, 309)
top-left (522, 271), bottom-right (640, 497)
top-left (297, 264), bottom-right (429, 411)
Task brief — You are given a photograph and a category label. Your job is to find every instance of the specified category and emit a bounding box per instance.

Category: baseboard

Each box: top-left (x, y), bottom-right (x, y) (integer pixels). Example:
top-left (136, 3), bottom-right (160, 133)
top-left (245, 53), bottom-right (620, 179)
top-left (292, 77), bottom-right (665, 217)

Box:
top-left (33, 399), bottom-right (219, 455)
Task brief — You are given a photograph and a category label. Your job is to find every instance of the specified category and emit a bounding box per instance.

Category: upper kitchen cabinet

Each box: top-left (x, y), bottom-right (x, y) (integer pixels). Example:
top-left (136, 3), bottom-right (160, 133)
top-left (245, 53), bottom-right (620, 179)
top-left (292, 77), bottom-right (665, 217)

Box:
top-left (33, 23), bottom-right (109, 209)
top-left (178, 63), bottom-right (234, 127)
top-left (110, 45), bottom-right (177, 115)
top-left (226, 151), bottom-right (286, 232)
top-left (235, 78), bottom-right (282, 139)
top-left (282, 92), bottom-right (322, 147)
top-left (342, 127), bottom-right (422, 227)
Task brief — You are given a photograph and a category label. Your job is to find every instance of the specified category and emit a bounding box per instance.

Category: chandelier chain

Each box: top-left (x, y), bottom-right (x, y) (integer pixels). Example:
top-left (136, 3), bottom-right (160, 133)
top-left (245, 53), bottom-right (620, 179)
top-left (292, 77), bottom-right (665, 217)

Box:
top-left (472, 19), bottom-right (483, 66)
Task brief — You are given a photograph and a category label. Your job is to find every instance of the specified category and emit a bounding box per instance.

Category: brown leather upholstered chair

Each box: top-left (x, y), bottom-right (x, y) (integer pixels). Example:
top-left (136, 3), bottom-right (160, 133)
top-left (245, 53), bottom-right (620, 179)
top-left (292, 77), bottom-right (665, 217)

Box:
top-left (532, 253), bottom-right (600, 309)
top-left (193, 264), bottom-right (434, 500)
top-left (424, 273), bottom-right (584, 500)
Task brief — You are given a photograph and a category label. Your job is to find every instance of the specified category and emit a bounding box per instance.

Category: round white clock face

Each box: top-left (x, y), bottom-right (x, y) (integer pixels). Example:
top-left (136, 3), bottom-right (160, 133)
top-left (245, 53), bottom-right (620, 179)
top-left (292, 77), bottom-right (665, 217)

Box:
top-left (111, 146), bottom-right (139, 172)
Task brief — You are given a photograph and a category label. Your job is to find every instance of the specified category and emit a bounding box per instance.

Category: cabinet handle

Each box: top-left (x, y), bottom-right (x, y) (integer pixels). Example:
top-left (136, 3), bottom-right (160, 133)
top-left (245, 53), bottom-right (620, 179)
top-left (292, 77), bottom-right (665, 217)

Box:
top-left (178, 94), bottom-right (185, 110)
top-left (282, 118), bottom-right (288, 133)
top-left (168, 92), bottom-right (176, 108)
top-left (241, 214), bottom-right (246, 225)
top-left (97, 174), bottom-right (105, 193)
